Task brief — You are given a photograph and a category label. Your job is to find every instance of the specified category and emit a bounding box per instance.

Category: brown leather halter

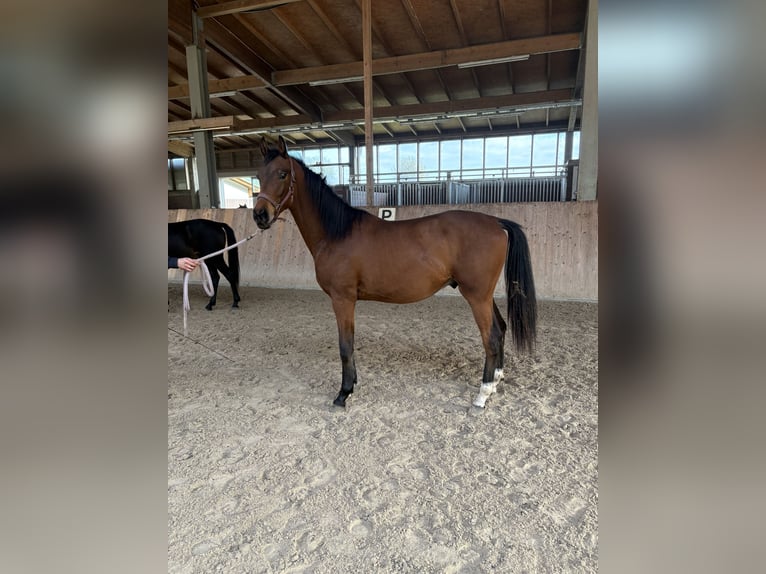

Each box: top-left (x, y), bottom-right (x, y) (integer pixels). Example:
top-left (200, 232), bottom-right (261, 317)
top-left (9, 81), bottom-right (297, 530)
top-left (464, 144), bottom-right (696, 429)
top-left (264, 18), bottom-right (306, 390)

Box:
top-left (255, 156), bottom-right (295, 225)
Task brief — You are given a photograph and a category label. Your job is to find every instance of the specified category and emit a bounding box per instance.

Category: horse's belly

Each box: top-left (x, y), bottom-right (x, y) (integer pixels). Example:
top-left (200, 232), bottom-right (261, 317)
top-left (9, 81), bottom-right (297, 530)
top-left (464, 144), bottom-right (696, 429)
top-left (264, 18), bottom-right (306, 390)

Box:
top-left (356, 264), bottom-right (450, 303)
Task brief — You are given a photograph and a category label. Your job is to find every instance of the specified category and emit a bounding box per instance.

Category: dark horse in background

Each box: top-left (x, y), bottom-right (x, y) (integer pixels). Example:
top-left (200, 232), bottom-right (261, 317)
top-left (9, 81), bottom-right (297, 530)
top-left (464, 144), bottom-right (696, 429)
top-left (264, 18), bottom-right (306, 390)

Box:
top-left (254, 136), bottom-right (536, 409)
top-left (168, 218), bottom-right (241, 310)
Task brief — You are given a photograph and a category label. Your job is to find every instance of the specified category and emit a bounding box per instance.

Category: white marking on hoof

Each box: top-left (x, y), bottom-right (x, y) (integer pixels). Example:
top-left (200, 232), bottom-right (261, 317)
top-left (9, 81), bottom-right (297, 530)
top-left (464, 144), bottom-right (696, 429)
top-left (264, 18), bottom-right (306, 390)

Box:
top-left (473, 382), bottom-right (497, 408)
top-left (494, 368), bottom-right (504, 383)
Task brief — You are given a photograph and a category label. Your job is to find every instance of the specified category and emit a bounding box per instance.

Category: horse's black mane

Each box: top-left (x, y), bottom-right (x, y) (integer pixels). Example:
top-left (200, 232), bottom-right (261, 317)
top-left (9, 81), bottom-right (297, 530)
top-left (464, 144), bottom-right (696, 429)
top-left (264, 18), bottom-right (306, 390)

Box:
top-left (264, 149), bottom-right (367, 241)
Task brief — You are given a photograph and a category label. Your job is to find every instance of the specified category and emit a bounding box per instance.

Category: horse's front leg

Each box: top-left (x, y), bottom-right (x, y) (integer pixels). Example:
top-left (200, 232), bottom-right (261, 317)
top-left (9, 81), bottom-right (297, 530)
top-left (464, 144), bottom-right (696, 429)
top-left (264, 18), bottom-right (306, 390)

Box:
top-left (331, 297), bottom-right (357, 407)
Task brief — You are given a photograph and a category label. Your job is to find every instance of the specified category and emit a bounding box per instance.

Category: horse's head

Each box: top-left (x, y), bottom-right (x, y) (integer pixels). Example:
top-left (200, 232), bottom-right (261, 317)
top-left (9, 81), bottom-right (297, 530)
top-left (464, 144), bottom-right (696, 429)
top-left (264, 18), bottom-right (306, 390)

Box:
top-left (254, 136), bottom-right (295, 229)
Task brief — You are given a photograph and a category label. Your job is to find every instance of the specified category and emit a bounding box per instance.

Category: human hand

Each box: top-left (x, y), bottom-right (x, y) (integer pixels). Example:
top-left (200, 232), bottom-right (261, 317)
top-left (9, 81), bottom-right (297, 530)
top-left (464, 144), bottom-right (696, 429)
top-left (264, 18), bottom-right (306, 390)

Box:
top-left (178, 257), bottom-right (198, 272)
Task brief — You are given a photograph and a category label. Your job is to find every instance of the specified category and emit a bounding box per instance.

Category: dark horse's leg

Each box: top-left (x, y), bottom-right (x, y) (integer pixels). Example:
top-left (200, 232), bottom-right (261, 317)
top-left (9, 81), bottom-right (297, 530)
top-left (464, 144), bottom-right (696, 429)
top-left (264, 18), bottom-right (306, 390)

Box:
top-left (462, 289), bottom-right (506, 408)
top-left (331, 297), bottom-right (357, 407)
top-left (214, 256), bottom-right (241, 308)
top-left (205, 262), bottom-right (221, 310)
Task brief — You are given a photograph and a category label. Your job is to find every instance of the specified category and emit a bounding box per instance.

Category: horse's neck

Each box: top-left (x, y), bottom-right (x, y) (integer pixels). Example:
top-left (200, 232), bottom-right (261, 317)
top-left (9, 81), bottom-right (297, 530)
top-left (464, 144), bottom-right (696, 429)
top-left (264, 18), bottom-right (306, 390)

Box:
top-left (289, 186), bottom-right (328, 258)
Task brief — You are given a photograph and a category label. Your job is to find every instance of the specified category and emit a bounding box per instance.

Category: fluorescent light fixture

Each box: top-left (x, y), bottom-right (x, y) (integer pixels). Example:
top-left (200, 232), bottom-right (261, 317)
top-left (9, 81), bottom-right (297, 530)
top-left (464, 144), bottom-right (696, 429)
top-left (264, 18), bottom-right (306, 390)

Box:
top-left (476, 109), bottom-right (523, 117)
top-left (168, 125), bottom-right (232, 135)
top-left (457, 54), bottom-right (530, 69)
top-left (210, 90), bottom-right (237, 98)
top-left (309, 76), bottom-right (364, 86)
top-left (398, 115), bottom-right (441, 124)
top-left (511, 100), bottom-right (582, 113)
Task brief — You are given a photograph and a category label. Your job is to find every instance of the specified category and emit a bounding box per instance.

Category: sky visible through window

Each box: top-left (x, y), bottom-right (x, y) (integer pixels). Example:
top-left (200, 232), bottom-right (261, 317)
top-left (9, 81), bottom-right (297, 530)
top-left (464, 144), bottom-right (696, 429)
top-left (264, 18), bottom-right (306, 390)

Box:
top-left (279, 131), bottom-right (580, 185)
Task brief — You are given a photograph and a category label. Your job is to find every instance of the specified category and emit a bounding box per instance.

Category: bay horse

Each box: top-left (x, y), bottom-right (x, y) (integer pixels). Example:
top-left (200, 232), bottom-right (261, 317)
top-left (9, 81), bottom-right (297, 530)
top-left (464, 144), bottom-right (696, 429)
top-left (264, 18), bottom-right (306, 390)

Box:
top-left (254, 136), bottom-right (536, 408)
top-left (168, 218), bottom-right (241, 310)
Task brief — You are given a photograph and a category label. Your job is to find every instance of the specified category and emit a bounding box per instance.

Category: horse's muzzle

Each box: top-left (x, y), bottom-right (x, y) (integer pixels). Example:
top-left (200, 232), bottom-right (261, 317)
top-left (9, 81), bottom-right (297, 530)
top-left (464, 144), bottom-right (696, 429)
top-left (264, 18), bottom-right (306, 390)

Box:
top-left (253, 207), bottom-right (272, 229)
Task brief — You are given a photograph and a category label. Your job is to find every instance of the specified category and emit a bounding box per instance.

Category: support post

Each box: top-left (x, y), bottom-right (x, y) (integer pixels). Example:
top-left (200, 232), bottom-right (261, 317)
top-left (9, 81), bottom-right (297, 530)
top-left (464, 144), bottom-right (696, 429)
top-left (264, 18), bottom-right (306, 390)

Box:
top-left (577, 0), bottom-right (598, 200)
top-left (362, 0), bottom-right (374, 206)
top-left (186, 15), bottom-right (219, 208)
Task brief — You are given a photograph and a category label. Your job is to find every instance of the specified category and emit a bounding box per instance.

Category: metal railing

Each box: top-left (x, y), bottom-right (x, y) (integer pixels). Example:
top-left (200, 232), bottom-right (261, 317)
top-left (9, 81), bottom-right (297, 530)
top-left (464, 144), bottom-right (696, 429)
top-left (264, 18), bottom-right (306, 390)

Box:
top-left (467, 176), bottom-right (565, 203)
top-left (347, 175), bottom-right (565, 206)
top-left (349, 164), bottom-right (565, 184)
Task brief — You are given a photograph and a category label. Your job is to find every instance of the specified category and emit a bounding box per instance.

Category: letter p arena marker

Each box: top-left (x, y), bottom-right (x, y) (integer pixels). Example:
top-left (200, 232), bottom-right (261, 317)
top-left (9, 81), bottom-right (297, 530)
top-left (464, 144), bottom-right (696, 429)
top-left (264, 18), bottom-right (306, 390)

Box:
top-left (378, 208), bottom-right (396, 221)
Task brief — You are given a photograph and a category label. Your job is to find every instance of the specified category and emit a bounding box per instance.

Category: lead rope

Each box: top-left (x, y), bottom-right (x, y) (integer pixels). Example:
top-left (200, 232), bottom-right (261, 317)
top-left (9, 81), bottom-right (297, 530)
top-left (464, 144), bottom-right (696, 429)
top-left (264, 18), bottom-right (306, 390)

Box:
top-left (181, 232), bottom-right (258, 335)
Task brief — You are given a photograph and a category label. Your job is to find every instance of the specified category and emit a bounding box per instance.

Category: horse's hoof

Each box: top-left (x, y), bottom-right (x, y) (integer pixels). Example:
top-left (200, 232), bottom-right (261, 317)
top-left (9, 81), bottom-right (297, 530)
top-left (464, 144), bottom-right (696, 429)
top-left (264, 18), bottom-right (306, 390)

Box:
top-left (205, 304), bottom-right (213, 311)
top-left (232, 303), bottom-right (239, 308)
top-left (333, 396), bottom-right (347, 407)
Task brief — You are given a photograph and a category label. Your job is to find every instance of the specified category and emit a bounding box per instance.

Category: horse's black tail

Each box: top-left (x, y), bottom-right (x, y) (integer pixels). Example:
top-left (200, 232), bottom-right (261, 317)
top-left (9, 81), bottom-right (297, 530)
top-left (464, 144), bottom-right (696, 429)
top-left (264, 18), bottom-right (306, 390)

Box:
top-left (499, 219), bottom-right (537, 354)
top-left (221, 222), bottom-right (240, 287)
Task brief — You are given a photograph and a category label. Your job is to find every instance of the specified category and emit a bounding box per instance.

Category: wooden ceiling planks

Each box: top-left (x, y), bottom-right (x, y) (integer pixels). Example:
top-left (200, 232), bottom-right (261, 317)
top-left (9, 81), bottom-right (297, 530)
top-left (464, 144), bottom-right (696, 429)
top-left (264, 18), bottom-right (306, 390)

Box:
top-left (168, 0), bottom-right (587, 147)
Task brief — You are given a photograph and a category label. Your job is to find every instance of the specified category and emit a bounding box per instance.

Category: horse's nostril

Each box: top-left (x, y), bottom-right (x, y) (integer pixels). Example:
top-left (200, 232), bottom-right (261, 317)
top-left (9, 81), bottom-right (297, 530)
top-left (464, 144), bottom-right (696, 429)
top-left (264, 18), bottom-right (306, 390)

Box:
top-left (253, 208), bottom-right (270, 228)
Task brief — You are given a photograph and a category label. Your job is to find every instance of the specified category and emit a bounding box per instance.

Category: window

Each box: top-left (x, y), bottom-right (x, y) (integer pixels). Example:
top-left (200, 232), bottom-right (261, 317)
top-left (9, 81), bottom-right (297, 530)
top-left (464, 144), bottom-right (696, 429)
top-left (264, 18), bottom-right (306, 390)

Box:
top-left (572, 131), bottom-right (581, 160)
top-left (485, 136), bottom-right (509, 178)
top-left (377, 144), bottom-right (397, 182)
top-left (439, 140), bottom-right (461, 175)
top-left (532, 133), bottom-right (558, 176)
top-left (357, 147), bottom-right (367, 177)
top-left (284, 146), bottom-right (350, 185)
top-left (321, 147), bottom-right (338, 165)
top-left (168, 158), bottom-right (188, 190)
top-left (558, 132), bottom-right (568, 165)
top-left (508, 135), bottom-right (532, 176)
top-left (322, 166), bottom-right (340, 186)
top-left (303, 148), bottom-right (321, 167)
top-left (462, 138), bottom-right (484, 176)
top-left (348, 131), bottom-right (575, 185)
top-left (398, 143), bottom-right (417, 180)
top-left (418, 141), bottom-right (438, 177)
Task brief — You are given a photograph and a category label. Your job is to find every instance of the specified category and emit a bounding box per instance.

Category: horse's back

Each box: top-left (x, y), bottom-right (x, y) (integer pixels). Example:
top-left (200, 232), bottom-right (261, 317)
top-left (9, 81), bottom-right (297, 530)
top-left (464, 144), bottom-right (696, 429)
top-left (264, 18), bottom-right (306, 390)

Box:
top-left (168, 218), bottom-right (227, 257)
top-left (365, 209), bottom-right (506, 248)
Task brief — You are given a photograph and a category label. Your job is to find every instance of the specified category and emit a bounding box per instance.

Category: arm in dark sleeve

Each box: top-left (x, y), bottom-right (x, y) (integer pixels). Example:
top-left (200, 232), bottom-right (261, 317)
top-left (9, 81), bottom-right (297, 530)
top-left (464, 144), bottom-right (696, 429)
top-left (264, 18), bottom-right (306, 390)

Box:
top-left (169, 256), bottom-right (179, 269)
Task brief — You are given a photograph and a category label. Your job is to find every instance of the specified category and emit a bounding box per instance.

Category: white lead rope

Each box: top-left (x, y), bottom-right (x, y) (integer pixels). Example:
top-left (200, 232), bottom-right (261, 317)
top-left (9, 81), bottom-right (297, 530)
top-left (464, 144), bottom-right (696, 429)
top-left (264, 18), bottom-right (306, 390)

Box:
top-left (181, 232), bottom-right (258, 335)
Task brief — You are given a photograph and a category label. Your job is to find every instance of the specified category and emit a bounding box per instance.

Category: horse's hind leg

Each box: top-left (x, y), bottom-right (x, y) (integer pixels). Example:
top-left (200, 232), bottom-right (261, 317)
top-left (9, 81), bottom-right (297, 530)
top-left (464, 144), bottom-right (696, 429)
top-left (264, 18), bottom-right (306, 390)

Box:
top-left (461, 289), bottom-right (505, 408)
top-left (205, 265), bottom-right (220, 310)
top-left (492, 300), bottom-right (507, 371)
top-left (217, 259), bottom-right (240, 308)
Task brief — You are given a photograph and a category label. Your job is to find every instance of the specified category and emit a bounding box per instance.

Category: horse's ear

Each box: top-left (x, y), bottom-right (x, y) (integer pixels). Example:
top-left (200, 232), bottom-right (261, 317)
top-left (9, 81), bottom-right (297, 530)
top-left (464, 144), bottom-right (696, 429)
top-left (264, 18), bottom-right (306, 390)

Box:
top-left (259, 137), bottom-right (269, 158)
top-left (278, 135), bottom-right (288, 157)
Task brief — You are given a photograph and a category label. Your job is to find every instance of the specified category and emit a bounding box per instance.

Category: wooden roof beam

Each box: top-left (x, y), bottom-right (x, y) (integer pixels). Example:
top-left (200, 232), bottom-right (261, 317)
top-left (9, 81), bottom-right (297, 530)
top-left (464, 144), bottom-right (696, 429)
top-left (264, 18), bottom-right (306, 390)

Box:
top-left (168, 140), bottom-right (195, 157)
top-left (169, 75), bottom-right (268, 100)
top-left (203, 17), bottom-right (322, 120)
top-left (448, 0), bottom-right (482, 97)
top-left (272, 32), bottom-right (580, 86)
top-left (324, 89), bottom-right (574, 123)
top-left (197, 0), bottom-right (304, 19)
top-left (167, 90), bottom-right (578, 136)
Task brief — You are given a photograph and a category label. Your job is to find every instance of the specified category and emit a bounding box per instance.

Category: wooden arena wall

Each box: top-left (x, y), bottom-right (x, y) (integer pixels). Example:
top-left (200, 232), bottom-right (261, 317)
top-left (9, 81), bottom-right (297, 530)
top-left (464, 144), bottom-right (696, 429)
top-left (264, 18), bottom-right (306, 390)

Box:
top-left (169, 201), bottom-right (598, 301)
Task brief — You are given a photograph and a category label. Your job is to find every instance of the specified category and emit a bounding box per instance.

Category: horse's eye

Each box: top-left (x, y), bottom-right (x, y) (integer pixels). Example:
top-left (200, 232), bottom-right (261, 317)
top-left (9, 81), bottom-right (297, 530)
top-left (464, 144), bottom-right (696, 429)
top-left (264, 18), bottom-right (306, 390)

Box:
top-left (278, 171), bottom-right (287, 179)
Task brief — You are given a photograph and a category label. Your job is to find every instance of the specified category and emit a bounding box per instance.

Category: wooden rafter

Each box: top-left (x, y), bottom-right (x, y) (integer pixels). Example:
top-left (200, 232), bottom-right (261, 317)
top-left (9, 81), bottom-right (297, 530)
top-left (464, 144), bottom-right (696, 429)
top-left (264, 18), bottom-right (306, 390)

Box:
top-left (168, 140), bottom-right (195, 157)
top-left (323, 88), bottom-right (574, 123)
top-left (305, 0), bottom-right (392, 106)
top-left (169, 75), bottom-right (267, 99)
top-left (203, 16), bottom-right (322, 120)
top-left (197, 0), bottom-right (304, 19)
top-left (167, 87), bottom-right (576, 136)
top-left (448, 0), bottom-right (482, 97)
top-left (272, 33), bottom-right (580, 86)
